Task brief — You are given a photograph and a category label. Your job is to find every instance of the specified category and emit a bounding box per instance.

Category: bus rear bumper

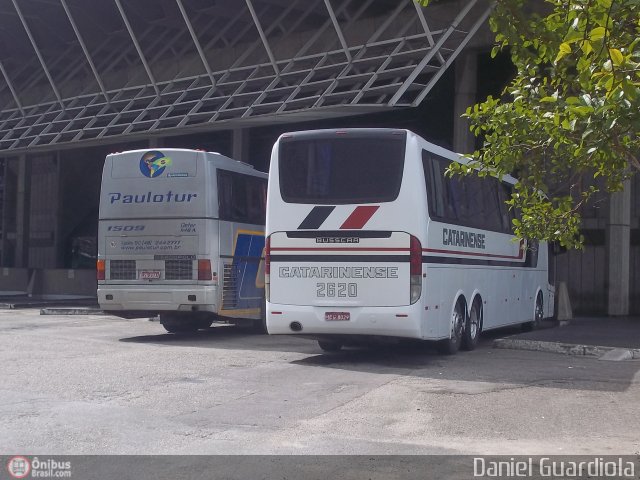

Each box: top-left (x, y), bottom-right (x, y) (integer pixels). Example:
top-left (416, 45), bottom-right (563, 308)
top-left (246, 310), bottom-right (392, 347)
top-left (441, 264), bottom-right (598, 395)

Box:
top-left (98, 284), bottom-right (217, 313)
top-left (266, 303), bottom-right (424, 339)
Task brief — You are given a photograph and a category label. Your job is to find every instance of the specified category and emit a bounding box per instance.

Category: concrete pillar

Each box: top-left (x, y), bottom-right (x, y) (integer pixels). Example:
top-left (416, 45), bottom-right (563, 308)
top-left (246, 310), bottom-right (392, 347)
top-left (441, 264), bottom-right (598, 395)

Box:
top-left (452, 50), bottom-right (477, 154)
top-left (14, 154), bottom-right (30, 268)
top-left (607, 180), bottom-right (631, 315)
top-left (232, 128), bottom-right (249, 163)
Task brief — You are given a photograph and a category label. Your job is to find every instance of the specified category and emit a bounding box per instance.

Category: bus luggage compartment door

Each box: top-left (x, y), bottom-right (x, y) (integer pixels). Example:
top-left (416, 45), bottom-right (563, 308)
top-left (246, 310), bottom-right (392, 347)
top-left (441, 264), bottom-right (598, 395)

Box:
top-left (269, 231), bottom-right (412, 307)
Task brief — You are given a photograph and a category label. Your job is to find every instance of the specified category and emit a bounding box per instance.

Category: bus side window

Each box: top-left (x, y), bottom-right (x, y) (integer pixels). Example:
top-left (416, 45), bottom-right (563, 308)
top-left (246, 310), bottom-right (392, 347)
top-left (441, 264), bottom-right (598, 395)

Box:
top-left (218, 169), bottom-right (266, 224)
top-left (464, 174), bottom-right (486, 230)
top-left (495, 182), bottom-right (513, 233)
top-left (501, 182), bottom-right (518, 234)
top-left (218, 170), bottom-right (234, 220)
top-left (422, 151), bottom-right (465, 223)
top-left (246, 177), bottom-right (267, 224)
top-left (422, 151), bottom-right (445, 218)
top-left (476, 178), bottom-right (503, 232)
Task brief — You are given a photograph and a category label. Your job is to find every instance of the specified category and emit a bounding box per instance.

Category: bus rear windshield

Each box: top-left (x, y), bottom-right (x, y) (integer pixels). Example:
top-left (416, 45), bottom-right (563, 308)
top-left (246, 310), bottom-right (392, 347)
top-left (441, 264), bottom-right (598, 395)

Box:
top-left (279, 135), bottom-right (406, 204)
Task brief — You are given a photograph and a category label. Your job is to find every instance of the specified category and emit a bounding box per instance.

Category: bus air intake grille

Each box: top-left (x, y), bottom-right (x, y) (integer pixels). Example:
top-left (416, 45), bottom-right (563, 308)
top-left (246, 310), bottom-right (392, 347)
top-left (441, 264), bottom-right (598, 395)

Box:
top-left (109, 260), bottom-right (136, 280)
top-left (222, 263), bottom-right (239, 309)
top-left (165, 260), bottom-right (193, 280)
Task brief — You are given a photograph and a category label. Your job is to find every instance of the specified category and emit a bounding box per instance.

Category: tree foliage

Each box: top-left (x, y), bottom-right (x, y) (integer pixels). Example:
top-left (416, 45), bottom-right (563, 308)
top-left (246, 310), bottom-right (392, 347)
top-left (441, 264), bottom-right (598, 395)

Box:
top-left (417, 0), bottom-right (640, 248)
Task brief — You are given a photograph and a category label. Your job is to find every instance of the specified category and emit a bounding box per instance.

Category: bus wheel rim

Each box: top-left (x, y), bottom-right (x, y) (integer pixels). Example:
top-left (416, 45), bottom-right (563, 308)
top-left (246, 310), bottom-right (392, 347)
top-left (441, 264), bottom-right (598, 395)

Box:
top-left (470, 305), bottom-right (480, 338)
top-left (535, 296), bottom-right (544, 324)
top-left (453, 307), bottom-right (464, 339)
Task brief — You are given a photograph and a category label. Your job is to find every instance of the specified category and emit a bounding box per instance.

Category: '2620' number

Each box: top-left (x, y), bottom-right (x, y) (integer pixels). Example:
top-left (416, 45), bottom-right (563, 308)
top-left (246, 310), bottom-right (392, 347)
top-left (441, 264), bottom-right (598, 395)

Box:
top-left (316, 282), bottom-right (357, 298)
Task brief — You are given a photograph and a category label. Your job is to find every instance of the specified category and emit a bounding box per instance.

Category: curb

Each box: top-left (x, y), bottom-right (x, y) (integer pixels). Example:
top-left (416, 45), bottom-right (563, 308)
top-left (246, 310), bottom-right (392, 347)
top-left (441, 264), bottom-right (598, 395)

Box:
top-left (493, 338), bottom-right (640, 360)
top-left (40, 307), bottom-right (104, 316)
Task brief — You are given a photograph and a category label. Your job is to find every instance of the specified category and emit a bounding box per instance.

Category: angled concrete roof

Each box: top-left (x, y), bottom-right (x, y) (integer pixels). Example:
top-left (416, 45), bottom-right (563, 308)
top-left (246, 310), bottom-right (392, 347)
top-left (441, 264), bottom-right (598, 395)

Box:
top-left (0, 0), bottom-right (491, 153)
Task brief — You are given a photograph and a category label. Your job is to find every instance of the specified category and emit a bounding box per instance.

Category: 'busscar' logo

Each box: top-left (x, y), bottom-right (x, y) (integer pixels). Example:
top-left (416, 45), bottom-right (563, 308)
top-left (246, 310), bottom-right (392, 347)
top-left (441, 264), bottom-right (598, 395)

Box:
top-left (316, 237), bottom-right (360, 244)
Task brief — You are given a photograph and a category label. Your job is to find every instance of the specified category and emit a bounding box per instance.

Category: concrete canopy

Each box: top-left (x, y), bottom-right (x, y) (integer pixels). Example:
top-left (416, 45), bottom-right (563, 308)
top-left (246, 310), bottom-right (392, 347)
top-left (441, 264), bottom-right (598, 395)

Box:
top-left (0, 0), bottom-right (491, 154)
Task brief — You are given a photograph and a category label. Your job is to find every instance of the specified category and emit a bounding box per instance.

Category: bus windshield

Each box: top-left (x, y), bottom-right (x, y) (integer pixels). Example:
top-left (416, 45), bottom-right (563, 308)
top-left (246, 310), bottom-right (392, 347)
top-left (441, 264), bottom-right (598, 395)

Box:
top-left (279, 134), bottom-right (406, 204)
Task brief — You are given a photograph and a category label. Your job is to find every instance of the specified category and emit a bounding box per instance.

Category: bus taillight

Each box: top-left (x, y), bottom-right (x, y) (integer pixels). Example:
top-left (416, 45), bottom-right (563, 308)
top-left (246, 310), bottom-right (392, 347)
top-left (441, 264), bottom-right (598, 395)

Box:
top-left (96, 260), bottom-right (105, 281)
top-left (410, 235), bottom-right (422, 304)
top-left (265, 236), bottom-right (271, 301)
top-left (198, 259), bottom-right (212, 280)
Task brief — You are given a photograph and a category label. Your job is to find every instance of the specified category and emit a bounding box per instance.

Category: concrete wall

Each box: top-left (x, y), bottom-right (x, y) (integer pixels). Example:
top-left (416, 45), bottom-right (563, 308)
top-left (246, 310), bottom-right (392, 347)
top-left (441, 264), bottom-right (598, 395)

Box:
top-left (0, 267), bottom-right (29, 294)
top-left (32, 269), bottom-right (97, 297)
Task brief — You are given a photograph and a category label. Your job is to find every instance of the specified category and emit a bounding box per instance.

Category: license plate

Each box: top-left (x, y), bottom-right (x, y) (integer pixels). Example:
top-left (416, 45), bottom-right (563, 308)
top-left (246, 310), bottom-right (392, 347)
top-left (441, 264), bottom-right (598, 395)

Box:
top-left (140, 270), bottom-right (161, 280)
top-left (325, 312), bottom-right (350, 321)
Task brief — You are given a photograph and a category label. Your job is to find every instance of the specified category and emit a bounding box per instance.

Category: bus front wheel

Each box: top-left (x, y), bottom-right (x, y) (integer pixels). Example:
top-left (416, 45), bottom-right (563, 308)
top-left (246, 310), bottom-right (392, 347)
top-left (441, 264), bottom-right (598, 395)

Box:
top-left (522, 293), bottom-right (544, 331)
top-left (438, 299), bottom-right (465, 355)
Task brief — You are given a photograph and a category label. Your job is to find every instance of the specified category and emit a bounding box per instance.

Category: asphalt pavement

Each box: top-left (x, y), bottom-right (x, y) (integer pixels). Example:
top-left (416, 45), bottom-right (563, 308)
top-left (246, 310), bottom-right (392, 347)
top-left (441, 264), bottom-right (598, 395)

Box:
top-left (0, 308), bottom-right (638, 457)
top-left (24, 292), bottom-right (640, 361)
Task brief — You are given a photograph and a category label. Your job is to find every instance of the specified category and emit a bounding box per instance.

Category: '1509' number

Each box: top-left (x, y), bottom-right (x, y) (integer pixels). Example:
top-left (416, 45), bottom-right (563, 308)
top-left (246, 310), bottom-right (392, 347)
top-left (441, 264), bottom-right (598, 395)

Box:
top-left (317, 282), bottom-right (357, 298)
top-left (107, 225), bottom-right (145, 232)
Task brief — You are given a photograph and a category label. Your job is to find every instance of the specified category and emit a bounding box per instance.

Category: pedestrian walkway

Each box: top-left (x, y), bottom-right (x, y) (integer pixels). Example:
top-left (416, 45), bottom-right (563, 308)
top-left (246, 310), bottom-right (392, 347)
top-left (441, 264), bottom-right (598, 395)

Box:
top-left (494, 316), bottom-right (640, 360)
top-left (0, 294), bottom-right (99, 311)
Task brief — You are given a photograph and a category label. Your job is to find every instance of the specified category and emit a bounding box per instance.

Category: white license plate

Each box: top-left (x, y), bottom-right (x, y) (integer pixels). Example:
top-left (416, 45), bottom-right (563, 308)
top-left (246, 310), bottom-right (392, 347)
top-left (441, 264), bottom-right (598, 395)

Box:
top-left (325, 312), bottom-right (350, 321)
top-left (140, 270), bottom-right (161, 280)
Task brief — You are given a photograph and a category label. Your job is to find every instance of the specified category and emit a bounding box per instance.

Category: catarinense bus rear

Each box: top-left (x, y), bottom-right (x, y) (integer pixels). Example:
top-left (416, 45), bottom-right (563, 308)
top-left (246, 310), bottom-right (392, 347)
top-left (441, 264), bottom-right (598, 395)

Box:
top-left (265, 129), bottom-right (554, 354)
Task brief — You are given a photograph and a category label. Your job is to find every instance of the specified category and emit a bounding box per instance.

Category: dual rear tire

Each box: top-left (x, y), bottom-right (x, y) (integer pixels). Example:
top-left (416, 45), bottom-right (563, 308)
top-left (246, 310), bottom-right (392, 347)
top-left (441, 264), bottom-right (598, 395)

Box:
top-left (438, 297), bottom-right (482, 354)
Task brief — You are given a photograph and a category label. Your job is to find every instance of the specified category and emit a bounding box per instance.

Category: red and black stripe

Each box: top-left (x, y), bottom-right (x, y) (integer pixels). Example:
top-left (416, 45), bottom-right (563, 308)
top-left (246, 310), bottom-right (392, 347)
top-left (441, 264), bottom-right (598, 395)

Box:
top-left (298, 206), bottom-right (335, 229)
top-left (298, 205), bottom-right (379, 230)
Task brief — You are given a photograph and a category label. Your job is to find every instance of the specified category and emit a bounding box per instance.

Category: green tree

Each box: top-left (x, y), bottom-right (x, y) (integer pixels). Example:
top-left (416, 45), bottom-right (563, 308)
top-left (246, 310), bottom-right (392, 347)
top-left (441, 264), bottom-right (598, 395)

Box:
top-left (417, 0), bottom-right (640, 248)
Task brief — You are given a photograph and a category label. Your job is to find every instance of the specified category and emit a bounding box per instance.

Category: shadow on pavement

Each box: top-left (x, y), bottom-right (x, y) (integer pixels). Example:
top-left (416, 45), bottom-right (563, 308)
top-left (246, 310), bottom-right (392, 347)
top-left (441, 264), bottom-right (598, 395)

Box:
top-left (119, 324), bottom-right (319, 355)
top-left (120, 321), bottom-right (640, 393)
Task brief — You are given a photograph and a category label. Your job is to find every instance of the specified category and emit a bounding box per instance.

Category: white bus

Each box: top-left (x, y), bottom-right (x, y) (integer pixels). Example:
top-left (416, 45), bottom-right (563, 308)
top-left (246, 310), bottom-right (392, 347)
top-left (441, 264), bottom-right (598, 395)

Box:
top-left (98, 148), bottom-right (267, 333)
top-left (265, 129), bottom-right (555, 353)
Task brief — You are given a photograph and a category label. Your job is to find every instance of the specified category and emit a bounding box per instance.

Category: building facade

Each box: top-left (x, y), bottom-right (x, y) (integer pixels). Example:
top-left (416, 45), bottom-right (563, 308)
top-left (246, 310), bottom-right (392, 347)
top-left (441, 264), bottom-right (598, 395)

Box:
top-left (0, 0), bottom-right (634, 315)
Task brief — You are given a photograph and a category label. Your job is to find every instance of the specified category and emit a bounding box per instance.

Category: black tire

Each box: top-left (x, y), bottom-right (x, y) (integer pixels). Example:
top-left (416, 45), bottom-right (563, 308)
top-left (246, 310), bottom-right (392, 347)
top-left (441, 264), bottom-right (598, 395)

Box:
top-left (253, 297), bottom-right (268, 334)
top-left (160, 313), bottom-right (200, 334)
top-left (195, 317), bottom-right (213, 330)
top-left (461, 298), bottom-right (482, 351)
top-left (318, 340), bottom-right (342, 352)
top-left (162, 321), bottom-right (199, 334)
top-left (522, 293), bottom-right (544, 332)
top-left (438, 299), bottom-right (465, 355)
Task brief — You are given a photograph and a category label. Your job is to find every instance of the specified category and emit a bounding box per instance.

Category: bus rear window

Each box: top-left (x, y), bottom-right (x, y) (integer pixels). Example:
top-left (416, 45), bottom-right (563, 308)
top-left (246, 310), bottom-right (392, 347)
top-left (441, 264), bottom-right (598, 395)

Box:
top-left (279, 135), bottom-right (406, 204)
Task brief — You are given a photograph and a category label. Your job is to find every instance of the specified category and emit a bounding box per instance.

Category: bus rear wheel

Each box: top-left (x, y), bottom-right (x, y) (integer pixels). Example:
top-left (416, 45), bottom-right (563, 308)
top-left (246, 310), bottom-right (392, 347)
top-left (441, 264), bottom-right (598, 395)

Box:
top-left (160, 313), bottom-right (211, 334)
top-left (318, 340), bottom-right (342, 352)
top-left (162, 321), bottom-right (198, 334)
top-left (438, 299), bottom-right (465, 355)
top-left (461, 298), bottom-right (482, 351)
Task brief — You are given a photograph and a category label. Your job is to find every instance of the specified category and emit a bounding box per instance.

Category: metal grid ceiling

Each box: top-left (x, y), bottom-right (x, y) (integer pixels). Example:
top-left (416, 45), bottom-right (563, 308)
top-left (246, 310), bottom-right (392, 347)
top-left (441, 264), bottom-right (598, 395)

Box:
top-left (0, 0), bottom-right (491, 152)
